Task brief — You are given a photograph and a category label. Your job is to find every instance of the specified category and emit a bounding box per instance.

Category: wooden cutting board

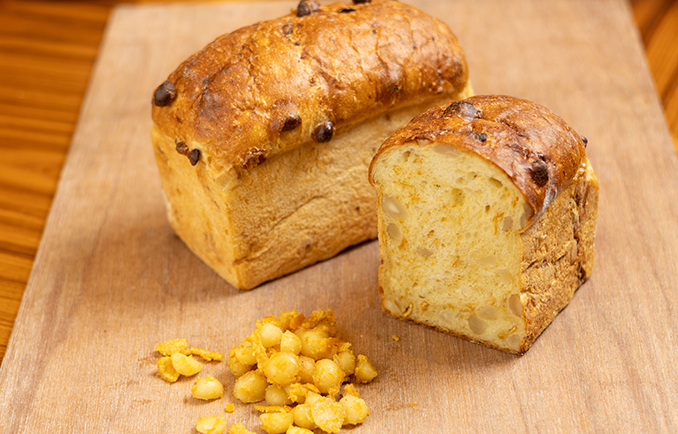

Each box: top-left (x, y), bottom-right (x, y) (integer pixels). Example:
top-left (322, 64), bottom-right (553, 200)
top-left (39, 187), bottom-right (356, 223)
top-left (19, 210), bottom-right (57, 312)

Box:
top-left (1, 0), bottom-right (677, 432)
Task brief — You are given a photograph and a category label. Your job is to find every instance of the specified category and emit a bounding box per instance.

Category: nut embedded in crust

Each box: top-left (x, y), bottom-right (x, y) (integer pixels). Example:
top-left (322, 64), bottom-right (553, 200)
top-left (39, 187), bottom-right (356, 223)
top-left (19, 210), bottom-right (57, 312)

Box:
top-left (297, 0), bottom-right (319, 17)
top-left (153, 80), bottom-right (176, 107)
top-left (241, 148), bottom-right (267, 169)
top-left (280, 114), bottom-right (302, 132)
top-left (175, 141), bottom-right (190, 156)
top-left (529, 158), bottom-right (549, 187)
top-left (443, 100), bottom-right (482, 120)
top-left (312, 121), bottom-right (334, 143)
top-left (188, 149), bottom-right (201, 166)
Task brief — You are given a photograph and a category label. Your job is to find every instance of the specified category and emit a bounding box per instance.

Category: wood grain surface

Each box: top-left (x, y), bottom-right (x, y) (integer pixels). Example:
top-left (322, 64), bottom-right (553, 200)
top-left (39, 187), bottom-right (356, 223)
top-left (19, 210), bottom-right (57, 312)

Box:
top-left (1, 1), bottom-right (677, 433)
top-left (0, 0), bottom-right (677, 368)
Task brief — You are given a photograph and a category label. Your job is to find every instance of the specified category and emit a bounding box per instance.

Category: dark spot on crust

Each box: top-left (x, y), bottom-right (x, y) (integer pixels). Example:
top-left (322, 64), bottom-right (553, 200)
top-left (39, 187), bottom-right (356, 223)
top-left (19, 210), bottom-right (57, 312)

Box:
top-left (475, 132), bottom-right (487, 142)
top-left (175, 141), bottom-right (190, 156)
top-left (372, 29), bottom-right (377, 34)
top-left (153, 81), bottom-right (176, 107)
top-left (241, 148), bottom-right (267, 170)
top-left (443, 100), bottom-right (482, 120)
top-left (297, 0), bottom-right (319, 17)
top-left (581, 136), bottom-right (588, 147)
top-left (339, 7), bottom-right (356, 13)
top-left (312, 121), bottom-right (334, 143)
top-left (530, 158), bottom-right (549, 187)
top-left (353, 0), bottom-right (371, 3)
top-left (577, 261), bottom-right (586, 283)
top-left (280, 114), bottom-right (302, 132)
top-left (282, 23), bottom-right (294, 35)
top-left (294, 41), bottom-right (301, 46)
top-left (188, 149), bottom-right (200, 166)
top-left (202, 77), bottom-right (209, 87)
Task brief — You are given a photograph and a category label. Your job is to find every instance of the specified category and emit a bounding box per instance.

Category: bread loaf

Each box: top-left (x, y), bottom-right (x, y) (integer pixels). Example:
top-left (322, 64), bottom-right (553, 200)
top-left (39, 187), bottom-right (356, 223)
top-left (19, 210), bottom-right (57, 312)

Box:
top-left (368, 95), bottom-right (599, 354)
top-left (151, 0), bottom-right (472, 289)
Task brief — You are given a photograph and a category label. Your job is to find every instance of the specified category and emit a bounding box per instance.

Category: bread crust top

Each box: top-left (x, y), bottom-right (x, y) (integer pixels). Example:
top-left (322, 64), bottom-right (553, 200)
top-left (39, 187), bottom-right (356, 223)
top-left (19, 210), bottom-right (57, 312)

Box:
top-left (151, 0), bottom-right (469, 172)
top-left (369, 95), bottom-right (589, 224)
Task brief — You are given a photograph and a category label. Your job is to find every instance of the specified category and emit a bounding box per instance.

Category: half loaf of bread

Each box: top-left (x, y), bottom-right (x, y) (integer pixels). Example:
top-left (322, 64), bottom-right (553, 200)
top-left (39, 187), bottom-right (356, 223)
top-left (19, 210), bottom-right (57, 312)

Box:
top-left (151, 0), bottom-right (472, 289)
top-left (368, 95), bottom-right (599, 354)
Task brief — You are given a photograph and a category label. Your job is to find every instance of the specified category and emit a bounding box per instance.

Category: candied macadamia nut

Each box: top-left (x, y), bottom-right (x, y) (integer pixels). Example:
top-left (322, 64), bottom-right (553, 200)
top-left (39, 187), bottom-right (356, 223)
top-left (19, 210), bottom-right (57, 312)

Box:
top-left (339, 395), bottom-right (369, 425)
top-left (260, 411), bottom-right (294, 434)
top-left (292, 403), bottom-right (317, 430)
top-left (265, 384), bottom-right (293, 406)
top-left (196, 415), bottom-right (227, 434)
top-left (234, 371), bottom-right (267, 403)
top-left (287, 426), bottom-right (315, 434)
top-left (281, 330), bottom-right (302, 354)
top-left (227, 423), bottom-right (256, 434)
top-left (192, 375), bottom-right (225, 400)
top-left (191, 346), bottom-right (224, 361)
top-left (313, 359), bottom-right (345, 395)
top-left (311, 396), bottom-right (345, 434)
top-left (171, 353), bottom-right (203, 376)
top-left (157, 356), bottom-right (180, 383)
top-left (354, 355), bottom-right (377, 383)
top-left (332, 351), bottom-right (356, 376)
top-left (264, 352), bottom-right (300, 386)
top-left (156, 338), bottom-right (190, 356)
top-left (260, 323), bottom-right (283, 347)
top-left (227, 310), bottom-right (377, 434)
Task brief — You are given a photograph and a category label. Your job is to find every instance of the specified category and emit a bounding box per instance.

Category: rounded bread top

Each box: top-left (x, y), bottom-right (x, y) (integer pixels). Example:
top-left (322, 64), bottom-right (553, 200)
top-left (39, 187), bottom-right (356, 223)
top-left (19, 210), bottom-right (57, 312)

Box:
top-left (151, 0), bottom-right (469, 172)
top-left (369, 95), bottom-right (589, 221)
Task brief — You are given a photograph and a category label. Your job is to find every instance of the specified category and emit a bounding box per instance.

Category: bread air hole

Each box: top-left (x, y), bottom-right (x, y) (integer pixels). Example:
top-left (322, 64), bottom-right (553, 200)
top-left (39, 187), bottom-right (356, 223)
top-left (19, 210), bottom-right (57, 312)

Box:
top-left (451, 188), bottom-right (465, 206)
top-left (489, 177), bottom-right (503, 188)
top-left (382, 195), bottom-right (409, 220)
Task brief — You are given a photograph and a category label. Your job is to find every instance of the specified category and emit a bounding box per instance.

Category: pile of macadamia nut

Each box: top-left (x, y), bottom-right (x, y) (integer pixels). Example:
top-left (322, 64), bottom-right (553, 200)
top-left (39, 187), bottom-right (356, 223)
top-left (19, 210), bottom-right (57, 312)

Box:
top-left (228, 309), bottom-right (378, 434)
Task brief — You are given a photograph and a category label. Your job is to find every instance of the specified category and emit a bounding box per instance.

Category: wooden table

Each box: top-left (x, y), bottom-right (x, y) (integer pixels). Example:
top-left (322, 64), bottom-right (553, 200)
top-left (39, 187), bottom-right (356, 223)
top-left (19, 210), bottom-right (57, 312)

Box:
top-left (0, 0), bottom-right (676, 365)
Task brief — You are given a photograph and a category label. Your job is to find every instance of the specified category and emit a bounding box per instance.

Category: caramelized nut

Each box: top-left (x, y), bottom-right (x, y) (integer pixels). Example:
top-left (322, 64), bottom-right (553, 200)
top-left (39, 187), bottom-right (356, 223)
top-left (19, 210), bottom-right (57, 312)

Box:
top-left (297, 0), bottom-right (319, 17)
top-left (312, 121), bottom-right (334, 142)
top-left (188, 149), bottom-right (200, 166)
top-left (443, 100), bottom-right (481, 120)
top-left (153, 80), bottom-right (176, 107)
top-left (530, 158), bottom-right (549, 187)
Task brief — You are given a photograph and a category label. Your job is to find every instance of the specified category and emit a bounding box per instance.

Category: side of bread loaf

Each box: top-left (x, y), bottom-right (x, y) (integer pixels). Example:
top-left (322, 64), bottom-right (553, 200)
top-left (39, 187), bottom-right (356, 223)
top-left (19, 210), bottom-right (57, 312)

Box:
top-left (368, 95), bottom-right (598, 354)
top-left (151, 0), bottom-right (472, 289)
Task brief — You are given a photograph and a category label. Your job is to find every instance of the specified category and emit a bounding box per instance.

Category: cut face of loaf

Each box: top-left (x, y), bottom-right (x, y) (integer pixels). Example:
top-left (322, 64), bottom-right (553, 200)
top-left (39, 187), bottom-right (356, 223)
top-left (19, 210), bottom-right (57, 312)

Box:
top-left (369, 96), bottom-right (599, 354)
top-left (150, 0), bottom-right (472, 289)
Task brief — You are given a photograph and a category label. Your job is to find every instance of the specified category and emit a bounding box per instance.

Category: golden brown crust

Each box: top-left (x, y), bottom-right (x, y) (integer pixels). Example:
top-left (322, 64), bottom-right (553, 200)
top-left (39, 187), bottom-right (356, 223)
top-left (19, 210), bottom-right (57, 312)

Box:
top-left (519, 160), bottom-right (598, 350)
top-left (369, 95), bottom-right (587, 225)
top-left (151, 0), bottom-right (469, 172)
